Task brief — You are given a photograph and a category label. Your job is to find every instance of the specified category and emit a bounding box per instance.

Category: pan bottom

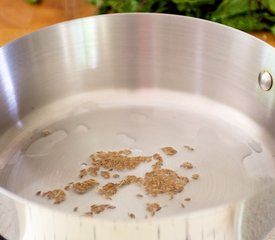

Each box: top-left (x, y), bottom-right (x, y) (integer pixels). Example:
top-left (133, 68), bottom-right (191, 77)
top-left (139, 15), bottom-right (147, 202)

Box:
top-left (1, 89), bottom-right (275, 220)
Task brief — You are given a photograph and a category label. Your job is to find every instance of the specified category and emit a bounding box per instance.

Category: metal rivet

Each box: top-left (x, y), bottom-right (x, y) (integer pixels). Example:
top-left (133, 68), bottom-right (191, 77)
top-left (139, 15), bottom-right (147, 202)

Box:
top-left (258, 71), bottom-right (273, 91)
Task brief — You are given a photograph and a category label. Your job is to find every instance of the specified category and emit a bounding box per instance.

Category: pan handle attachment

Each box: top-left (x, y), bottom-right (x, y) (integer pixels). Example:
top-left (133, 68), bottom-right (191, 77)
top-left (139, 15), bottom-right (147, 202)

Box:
top-left (258, 70), bottom-right (273, 91)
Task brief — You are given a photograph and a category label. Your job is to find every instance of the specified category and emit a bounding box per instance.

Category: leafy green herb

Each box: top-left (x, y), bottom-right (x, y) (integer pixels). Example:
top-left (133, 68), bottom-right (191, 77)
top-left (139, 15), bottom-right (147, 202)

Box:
top-left (262, 0), bottom-right (275, 14)
top-left (25, 0), bottom-right (275, 34)
top-left (91, 0), bottom-right (275, 34)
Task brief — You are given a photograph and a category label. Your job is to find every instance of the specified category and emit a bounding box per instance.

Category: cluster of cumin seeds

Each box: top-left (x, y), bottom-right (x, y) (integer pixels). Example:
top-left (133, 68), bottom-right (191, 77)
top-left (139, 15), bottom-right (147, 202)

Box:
top-left (36, 145), bottom-right (199, 217)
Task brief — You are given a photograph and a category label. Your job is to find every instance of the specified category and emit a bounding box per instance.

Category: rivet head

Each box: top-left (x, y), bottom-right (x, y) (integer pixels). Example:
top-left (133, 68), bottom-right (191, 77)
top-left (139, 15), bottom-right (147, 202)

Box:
top-left (258, 71), bottom-right (273, 91)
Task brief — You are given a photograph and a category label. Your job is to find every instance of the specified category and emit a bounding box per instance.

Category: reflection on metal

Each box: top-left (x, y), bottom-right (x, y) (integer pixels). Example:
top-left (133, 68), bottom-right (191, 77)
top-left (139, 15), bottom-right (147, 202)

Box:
top-left (259, 70), bottom-right (273, 91)
top-left (0, 50), bottom-right (22, 127)
top-left (86, 20), bottom-right (99, 69)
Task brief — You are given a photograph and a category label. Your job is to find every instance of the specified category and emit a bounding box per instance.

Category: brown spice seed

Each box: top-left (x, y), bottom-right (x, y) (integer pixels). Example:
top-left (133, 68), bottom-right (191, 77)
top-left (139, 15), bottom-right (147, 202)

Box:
top-left (41, 129), bottom-right (51, 137)
top-left (64, 182), bottom-right (74, 191)
top-left (192, 174), bottom-right (200, 180)
top-left (90, 204), bottom-right (116, 215)
top-left (118, 175), bottom-right (141, 187)
top-left (136, 193), bottom-right (144, 198)
top-left (180, 162), bottom-right (193, 169)
top-left (87, 167), bottom-right (99, 177)
top-left (79, 169), bottom-right (87, 178)
top-left (100, 171), bottom-right (110, 179)
top-left (44, 148), bottom-right (196, 213)
top-left (183, 145), bottom-right (195, 151)
top-left (99, 175), bottom-right (142, 198)
top-left (42, 189), bottom-right (66, 204)
top-left (180, 203), bottom-right (185, 208)
top-left (161, 147), bottom-right (177, 155)
top-left (152, 153), bottom-right (163, 170)
top-left (153, 153), bottom-right (162, 161)
top-left (146, 203), bottom-right (161, 216)
top-left (184, 198), bottom-right (191, 201)
top-left (113, 174), bottom-right (120, 179)
top-left (89, 150), bottom-right (152, 172)
top-left (98, 182), bottom-right (119, 198)
top-left (73, 206), bottom-right (78, 212)
top-left (143, 168), bottom-right (189, 197)
top-left (128, 213), bottom-right (136, 219)
top-left (72, 179), bottom-right (99, 194)
top-left (36, 191), bottom-right (41, 196)
top-left (118, 149), bottom-right (132, 155)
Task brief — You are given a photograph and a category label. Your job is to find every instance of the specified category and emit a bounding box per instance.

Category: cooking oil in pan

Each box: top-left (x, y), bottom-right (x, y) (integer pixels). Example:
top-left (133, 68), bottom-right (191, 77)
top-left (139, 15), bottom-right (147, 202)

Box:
top-left (1, 89), bottom-right (275, 220)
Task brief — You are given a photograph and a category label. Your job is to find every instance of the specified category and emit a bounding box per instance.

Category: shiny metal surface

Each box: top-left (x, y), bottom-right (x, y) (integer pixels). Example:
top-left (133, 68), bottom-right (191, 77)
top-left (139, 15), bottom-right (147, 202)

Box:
top-left (259, 71), bottom-right (273, 91)
top-left (1, 13), bottom-right (275, 240)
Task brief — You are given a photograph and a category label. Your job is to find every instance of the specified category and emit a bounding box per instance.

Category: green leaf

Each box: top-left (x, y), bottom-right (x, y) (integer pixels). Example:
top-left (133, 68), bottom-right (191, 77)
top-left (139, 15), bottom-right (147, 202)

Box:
top-left (88, 0), bottom-right (275, 34)
top-left (211, 0), bottom-right (260, 20)
top-left (262, 0), bottom-right (275, 14)
top-left (172, 0), bottom-right (216, 11)
top-left (141, 0), bottom-right (170, 13)
top-left (171, 0), bottom-right (217, 18)
top-left (262, 12), bottom-right (275, 22)
top-left (172, 0), bottom-right (216, 7)
top-left (109, 0), bottom-right (140, 12)
top-left (220, 14), bottom-right (270, 32)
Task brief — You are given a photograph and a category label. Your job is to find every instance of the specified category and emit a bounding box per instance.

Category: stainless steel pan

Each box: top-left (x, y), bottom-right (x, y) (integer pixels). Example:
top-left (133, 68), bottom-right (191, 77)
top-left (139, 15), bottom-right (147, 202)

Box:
top-left (1, 13), bottom-right (275, 240)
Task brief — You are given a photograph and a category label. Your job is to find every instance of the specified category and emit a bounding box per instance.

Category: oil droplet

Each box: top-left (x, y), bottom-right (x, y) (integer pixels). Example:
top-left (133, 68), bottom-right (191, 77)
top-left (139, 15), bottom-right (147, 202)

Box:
top-left (239, 144), bottom-right (253, 161)
top-left (72, 106), bottom-right (90, 116)
top-left (131, 113), bottom-right (148, 122)
top-left (81, 162), bottom-right (88, 168)
top-left (247, 139), bottom-right (262, 153)
top-left (74, 124), bottom-right (89, 133)
top-left (24, 130), bottom-right (68, 157)
top-left (116, 133), bottom-right (136, 145)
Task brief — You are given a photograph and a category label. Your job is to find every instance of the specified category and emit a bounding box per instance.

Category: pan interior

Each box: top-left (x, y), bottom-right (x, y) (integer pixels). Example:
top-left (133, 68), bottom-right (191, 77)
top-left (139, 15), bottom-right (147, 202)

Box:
top-left (0, 89), bottom-right (274, 220)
